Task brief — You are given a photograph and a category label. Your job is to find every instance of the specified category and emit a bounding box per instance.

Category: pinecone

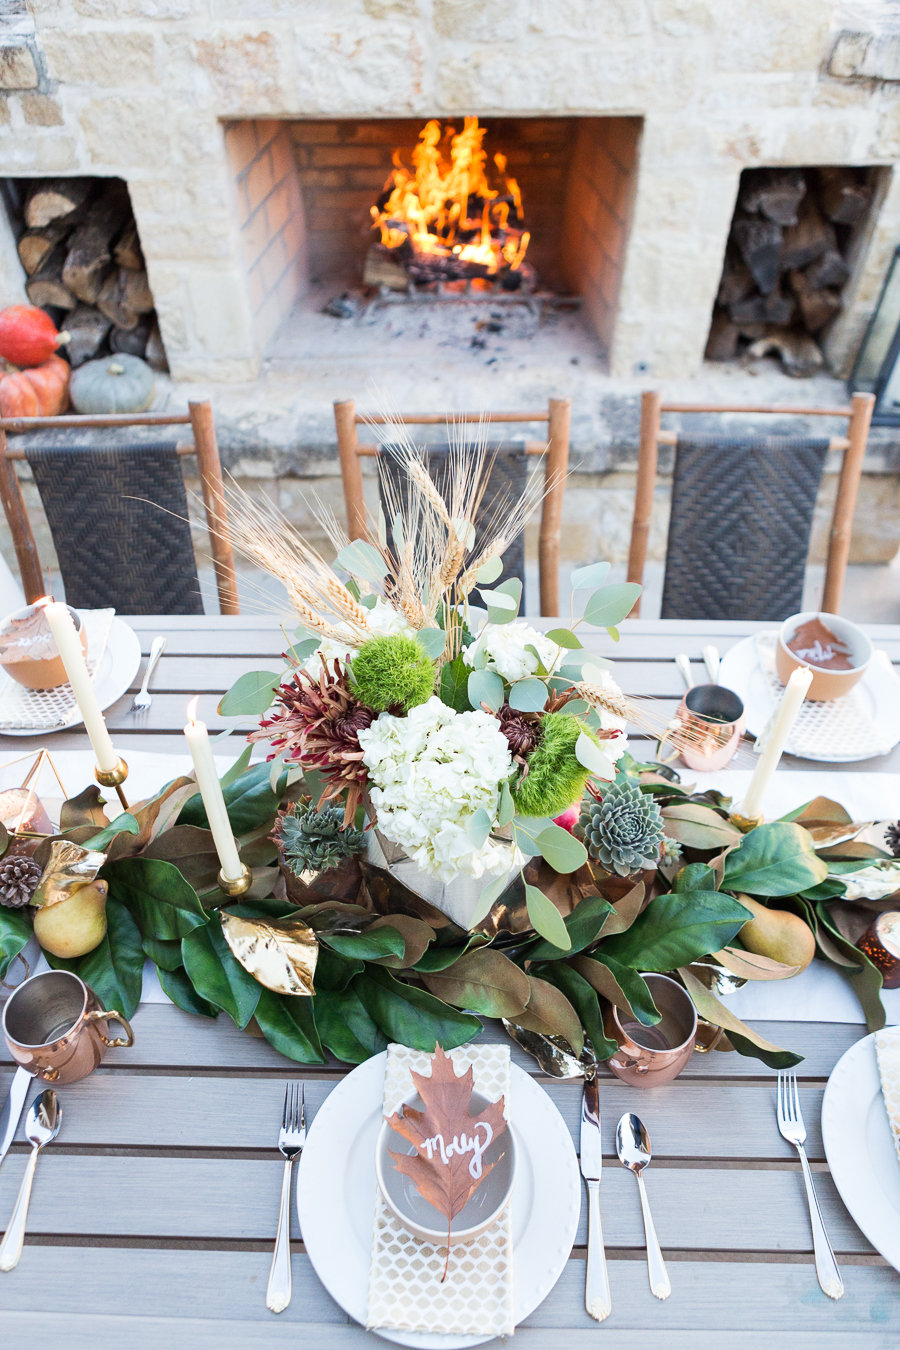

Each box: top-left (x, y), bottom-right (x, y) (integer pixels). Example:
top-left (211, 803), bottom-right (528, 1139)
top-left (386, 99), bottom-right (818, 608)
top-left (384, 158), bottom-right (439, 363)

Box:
top-left (249, 656), bottom-right (375, 822)
top-left (575, 780), bottom-right (664, 877)
top-left (0, 854), bottom-right (42, 908)
top-left (886, 822), bottom-right (900, 857)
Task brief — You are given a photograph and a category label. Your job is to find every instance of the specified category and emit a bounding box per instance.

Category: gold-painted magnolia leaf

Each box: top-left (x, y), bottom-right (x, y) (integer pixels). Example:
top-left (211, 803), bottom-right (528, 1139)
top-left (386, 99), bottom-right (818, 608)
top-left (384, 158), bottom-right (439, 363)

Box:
top-left (32, 839), bottom-right (107, 910)
top-left (220, 912), bottom-right (318, 996)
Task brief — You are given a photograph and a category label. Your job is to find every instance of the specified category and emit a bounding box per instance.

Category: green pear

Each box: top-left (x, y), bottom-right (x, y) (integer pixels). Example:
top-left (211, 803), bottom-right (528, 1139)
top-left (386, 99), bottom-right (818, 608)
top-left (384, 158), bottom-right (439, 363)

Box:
top-left (33, 879), bottom-right (108, 959)
top-left (737, 893), bottom-right (816, 972)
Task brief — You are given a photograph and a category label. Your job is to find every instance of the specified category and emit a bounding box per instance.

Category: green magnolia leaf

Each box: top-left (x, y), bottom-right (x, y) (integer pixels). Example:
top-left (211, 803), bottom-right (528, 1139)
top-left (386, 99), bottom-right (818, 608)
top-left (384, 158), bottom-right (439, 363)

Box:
top-left (181, 917), bottom-right (262, 1029)
top-left (570, 561), bottom-right (611, 591)
top-left (315, 985), bottom-right (388, 1063)
top-left (60, 784), bottom-right (110, 831)
top-left (661, 804), bottom-right (743, 850)
top-left (0, 906), bottom-right (32, 980)
top-left (335, 539), bottom-right (388, 584)
top-left (420, 948), bottom-right (531, 1018)
top-left (534, 825), bottom-right (589, 875)
top-left (417, 628), bottom-right (447, 659)
top-left (219, 744), bottom-right (253, 788)
top-left (467, 806), bottom-right (492, 850)
top-left (800, 878), bottom-right (847, 900)
top-left (103, 858), bottom-right (209, 941)
top-left (157, 965), bottom-right (220, 1018)
top-left (218, 671), bottom-right (282, 717)
top-left (367, 915), bottom-right (435, 969)
top-left (81, 814), bottom-right (141, 852)
top-left (141, 935), bottom-right (184, 971)
top-left (467, 668), bottom-right (504, 713)
top-left (142, 825), bottom-right (221, 892)
top-left (44, 897), bottom-right (144, 1021)
top-left (545, 628), bottom-right (583, 649)
top-left (514, 974), bottom-right (583, 1055)
top-left (254, 987), bottom-right (325, 1064)
top-left (412, 943), bottom-right (475, 973)
top-left (354, 966), bottom-right (482, 1051)
top-left (533, 961), bottom-right (617, 1060)
top-left (475, 555), bottom-right (503, 584)
top-left (575, 731), bottom-right (616, 779)
top-left (319, 926), bottom-right (406, 961)
top-left (313, 946), bottom-right (364, 992)
top-left (601, 890), bottom-right (751, 970)
top-left (525, 883), bottom-right (572, 950)
top-left (722, 822), bottom-right (828, 896)
top-left (673, 862), bottom-right (718, 891)
top-left (178, 761), bottom-right (287, 836)
top-left (583, 582), bottom-right (642, 628)
top-left (528, 894), bottom-right (615, 960)
top-left (814, 904), bottom-right (885, 1033)
top-left (508, 678), bottom-right (548, 712)
top-left (440, 655), bottom-right (473, 712)
top-left (678, 967), bottom-right (803, 1068)
top-left (571, 953), bottom-right (661, 1026)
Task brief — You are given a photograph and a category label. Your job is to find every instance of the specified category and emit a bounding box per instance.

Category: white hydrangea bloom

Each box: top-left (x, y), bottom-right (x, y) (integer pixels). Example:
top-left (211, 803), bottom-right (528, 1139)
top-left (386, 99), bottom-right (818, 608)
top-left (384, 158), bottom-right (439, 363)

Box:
top-left (463, 620), bottom-right (562, 683)
top-left (358, 695), bottom-right (517, 882)
top-left (301, 597), bottom-right (416, 673)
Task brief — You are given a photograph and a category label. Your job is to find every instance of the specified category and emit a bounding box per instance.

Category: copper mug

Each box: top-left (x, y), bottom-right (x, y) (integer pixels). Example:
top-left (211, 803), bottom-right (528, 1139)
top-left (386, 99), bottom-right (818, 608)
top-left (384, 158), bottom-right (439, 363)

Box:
top-left (674, 683), bottom-right (745, 772)
top-left (604, 973), bottom-right (723, 1088)
top-left (2, 969), bottom-right (134, 1085)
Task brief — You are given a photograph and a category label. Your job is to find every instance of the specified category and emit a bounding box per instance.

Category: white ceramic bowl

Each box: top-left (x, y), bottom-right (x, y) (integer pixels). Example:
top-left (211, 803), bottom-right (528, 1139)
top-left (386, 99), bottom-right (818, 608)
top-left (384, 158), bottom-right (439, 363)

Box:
top-left (776, 610), bottom-right (873, 702)
top-left (375, 1089), bottom-right (517, 1244)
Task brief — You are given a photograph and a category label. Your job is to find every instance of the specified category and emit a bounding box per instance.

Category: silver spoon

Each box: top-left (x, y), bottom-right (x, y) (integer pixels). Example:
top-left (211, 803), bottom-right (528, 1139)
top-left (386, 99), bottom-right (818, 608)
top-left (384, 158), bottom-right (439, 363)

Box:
top-left (0, 1089), bottom-right (62, 1272)
top-left (615, 1112), bottom-right (671, 1300)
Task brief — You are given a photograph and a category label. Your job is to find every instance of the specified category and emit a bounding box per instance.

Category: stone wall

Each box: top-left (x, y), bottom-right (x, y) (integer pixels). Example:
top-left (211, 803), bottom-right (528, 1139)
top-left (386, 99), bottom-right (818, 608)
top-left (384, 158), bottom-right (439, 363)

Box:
top-left (0, 1), bottom-right (894, 382)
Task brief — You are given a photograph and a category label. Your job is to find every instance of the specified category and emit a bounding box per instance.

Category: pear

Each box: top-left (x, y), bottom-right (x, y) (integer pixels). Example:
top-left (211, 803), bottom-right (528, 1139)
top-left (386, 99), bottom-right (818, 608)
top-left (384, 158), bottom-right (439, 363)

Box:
top-left (33, 879), bottom-right (108, 959)
top-left (737, 893), bottom-right (816, 972)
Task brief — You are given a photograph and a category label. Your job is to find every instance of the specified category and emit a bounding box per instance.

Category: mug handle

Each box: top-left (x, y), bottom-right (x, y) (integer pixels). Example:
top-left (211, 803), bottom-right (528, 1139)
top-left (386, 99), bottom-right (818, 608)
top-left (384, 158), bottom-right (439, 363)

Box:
top-left (84, 1008), bottom-right (135, 1049)
top-left (693, 1018), bottom-right (726, 1054)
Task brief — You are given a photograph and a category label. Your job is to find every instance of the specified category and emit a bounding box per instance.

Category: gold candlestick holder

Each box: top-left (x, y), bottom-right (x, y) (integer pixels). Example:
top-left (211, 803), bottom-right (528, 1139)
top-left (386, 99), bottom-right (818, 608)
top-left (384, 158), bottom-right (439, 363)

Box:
top-left (218, 863), bottom-right (252, 897)
top-left (95, 757), bottom-right (130, 810)
top-left (729, 811), bottom-right (763, 834)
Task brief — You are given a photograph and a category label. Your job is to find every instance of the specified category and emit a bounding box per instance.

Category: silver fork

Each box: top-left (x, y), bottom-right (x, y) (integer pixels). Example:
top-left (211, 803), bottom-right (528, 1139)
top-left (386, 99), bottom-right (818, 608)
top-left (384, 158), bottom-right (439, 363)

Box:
top-left (130, 635), bottom-right (167, 714)
top-left (266, 1082), bottom-right (306, 1314)
top-left (776, 1070), bottom-right (844, 1300)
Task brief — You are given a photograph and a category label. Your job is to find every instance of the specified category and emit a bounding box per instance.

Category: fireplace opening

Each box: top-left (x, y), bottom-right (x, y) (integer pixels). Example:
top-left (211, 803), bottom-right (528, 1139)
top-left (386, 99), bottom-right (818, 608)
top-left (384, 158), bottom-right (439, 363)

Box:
top-left (0, 176), bottom-right (167, 372)
top-left (225, 116), bottom-right (641, 365)
top-left (705, 166), bottom-right (882, 377)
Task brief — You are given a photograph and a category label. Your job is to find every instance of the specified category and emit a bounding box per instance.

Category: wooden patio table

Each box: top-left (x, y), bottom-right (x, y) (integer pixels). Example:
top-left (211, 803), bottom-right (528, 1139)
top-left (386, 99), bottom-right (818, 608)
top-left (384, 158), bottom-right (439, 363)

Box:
top-left (0, 615), bottom-right (898, 1349)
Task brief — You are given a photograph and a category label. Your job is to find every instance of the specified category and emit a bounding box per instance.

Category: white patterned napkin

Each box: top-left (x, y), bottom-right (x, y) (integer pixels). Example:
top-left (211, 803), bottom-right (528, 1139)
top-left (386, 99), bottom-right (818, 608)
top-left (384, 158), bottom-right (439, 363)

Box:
top-left (0, 609), bottom-right (115, 731)
top-left (366, 1042), bottom-right (514, 1338)
top-left (875, 1029), bottom-right (900, 1164)
top-left (753, 631), bottom-right (893, 759)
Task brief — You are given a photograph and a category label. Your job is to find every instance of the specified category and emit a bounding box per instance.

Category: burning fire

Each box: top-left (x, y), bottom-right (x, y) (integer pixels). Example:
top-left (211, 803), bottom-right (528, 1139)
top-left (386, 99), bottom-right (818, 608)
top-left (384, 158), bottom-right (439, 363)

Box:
top-left (370, 117), bottom-right (530, 282)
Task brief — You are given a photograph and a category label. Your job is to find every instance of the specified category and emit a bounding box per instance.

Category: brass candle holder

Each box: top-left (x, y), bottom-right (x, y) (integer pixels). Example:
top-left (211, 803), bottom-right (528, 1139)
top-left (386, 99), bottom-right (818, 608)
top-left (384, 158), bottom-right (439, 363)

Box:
top-left (95, 757), bottom-right (129, 810)
top-left (218, 863), bottom-right (252, 897)
top-left (728, 811), bottom-right (763, 834)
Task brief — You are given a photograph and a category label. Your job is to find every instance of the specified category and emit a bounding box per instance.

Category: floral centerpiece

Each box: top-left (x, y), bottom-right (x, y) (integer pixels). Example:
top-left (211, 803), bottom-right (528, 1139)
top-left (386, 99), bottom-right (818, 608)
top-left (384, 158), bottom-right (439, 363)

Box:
top-left (1, 427), bottom-right (898, 1074)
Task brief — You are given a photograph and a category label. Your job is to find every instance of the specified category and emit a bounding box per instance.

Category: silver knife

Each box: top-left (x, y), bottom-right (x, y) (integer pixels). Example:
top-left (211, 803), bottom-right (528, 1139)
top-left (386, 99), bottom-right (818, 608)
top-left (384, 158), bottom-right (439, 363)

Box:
top-left (0, 1069), bottom-right (31, 1172)
top-left (581, 1069), bottom-right (612, 1321)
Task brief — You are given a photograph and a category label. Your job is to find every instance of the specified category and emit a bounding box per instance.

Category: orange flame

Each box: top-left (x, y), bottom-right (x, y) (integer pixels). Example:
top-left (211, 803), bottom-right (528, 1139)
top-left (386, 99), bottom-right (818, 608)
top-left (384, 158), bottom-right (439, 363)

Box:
top-left (186, 695), bottom-right (200, 725)
top-left (370, 117), bottom-right (529, 276)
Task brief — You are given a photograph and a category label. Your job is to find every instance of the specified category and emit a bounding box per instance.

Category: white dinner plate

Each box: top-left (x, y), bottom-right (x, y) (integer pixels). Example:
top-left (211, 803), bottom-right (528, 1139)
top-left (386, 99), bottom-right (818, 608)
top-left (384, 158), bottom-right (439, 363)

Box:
top-left (821, 1032), bottom-right (900, 1272)
top-left (719, 634), bottom-right (900, 762)
top-left (0, 615), bottom-right (142, 736)
top-left (297, 1051), bottom-right (581, 1350)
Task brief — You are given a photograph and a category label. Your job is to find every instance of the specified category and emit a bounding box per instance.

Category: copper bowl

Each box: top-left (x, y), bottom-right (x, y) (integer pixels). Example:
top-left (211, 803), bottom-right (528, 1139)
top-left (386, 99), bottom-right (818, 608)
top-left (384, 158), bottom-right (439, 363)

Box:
top-left (0, 602), bottom-right (87, 690)
top-left (775, 611), bottom-right (872, 702)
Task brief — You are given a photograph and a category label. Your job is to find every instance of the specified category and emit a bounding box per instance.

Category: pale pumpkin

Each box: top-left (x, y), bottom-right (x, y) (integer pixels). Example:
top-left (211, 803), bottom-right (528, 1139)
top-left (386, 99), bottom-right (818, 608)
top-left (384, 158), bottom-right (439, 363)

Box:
top-left (0, 305), bottom-right (67, 367)
top-left (70, 354), bottom-right (155, 414)
top-left (0, 354), bottom-right (70, 418)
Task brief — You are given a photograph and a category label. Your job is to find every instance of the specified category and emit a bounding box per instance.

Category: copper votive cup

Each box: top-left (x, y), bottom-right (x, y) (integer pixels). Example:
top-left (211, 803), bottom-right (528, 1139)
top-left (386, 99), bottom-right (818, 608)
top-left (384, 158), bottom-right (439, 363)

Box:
top-left (603, 972), bottom-right (723, 1087)
top-left (674, 684), bottom-right (745, 773)
top-left (857, 912), bottom-right (900, 989)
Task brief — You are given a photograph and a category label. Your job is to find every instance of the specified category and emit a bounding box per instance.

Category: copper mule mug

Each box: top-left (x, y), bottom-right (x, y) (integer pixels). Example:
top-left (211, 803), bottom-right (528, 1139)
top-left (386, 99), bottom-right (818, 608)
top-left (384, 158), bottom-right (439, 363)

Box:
top-left (604, 972), bottom-right (723, 1088)
top-left (2, 969), bottom-right (134, 1085)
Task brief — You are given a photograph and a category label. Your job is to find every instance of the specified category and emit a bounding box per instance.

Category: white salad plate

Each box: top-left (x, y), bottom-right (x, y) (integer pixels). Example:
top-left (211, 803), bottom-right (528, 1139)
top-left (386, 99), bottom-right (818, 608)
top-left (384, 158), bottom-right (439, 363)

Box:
top-left (719, 634), bottom-right (900, 762)
top-left (296, 1051), bottom-right (581, 1350)
top-left (0, 615), bottom-right (142, 736)
top-left (821, 1032), bottom-right (900, 1273)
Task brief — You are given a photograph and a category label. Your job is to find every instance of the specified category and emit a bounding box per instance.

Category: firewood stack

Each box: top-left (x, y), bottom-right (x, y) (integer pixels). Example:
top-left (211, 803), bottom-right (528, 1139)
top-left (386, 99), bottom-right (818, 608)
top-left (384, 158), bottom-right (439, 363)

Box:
top-left (14, 176), bottom-right (167, 371)
top-left (706, 167), bottom-right (873, 377)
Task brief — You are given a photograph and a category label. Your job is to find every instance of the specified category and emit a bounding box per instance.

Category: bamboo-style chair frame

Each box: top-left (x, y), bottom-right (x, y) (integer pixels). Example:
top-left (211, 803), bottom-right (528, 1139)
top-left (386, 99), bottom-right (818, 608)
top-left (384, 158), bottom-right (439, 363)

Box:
top-left (625, 390), bottom-right (876, 618)
top-left (0, 400), bottom-right (240, 614)
top-left (334, 397), bottom-right (571, 616)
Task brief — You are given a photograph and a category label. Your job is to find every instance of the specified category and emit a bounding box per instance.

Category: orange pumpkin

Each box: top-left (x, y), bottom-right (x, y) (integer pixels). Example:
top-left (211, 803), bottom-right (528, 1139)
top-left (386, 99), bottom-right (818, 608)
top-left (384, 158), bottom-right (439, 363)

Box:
top-left (0, 354), bottom-right (70, 418)
top-left (0, 306), bottom-right (66, 367)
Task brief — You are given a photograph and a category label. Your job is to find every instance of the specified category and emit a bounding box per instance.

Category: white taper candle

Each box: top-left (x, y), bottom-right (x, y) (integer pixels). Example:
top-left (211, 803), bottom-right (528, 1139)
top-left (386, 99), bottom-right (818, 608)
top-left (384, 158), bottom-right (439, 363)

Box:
top-left (742, 665), bottom-right (813, 820)
top-left (183, 696), bottom-right (244, 882)
top-left (43, 600), bottom-right (119, 772)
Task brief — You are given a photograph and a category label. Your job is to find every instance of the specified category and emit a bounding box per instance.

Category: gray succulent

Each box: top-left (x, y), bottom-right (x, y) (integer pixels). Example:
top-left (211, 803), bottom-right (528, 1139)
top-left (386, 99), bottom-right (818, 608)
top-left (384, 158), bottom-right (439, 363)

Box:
top-left (274, 801), bottom-right (365, 876)
top-left (575, 781), bottom-right (665, 877)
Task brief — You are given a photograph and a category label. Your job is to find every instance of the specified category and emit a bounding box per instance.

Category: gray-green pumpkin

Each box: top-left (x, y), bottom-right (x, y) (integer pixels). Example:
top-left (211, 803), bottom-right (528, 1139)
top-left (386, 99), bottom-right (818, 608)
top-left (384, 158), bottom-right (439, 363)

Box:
top-left (69, 354), bottom-right (155, 414)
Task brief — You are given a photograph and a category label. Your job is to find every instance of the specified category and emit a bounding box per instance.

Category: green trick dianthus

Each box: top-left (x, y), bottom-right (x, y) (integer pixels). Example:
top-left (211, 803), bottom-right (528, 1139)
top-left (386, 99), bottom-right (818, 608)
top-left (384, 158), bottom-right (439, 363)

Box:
top-left (349, 633), bottom-right (436, 712)
top-left (511, 712), bottom-right (600, 818)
